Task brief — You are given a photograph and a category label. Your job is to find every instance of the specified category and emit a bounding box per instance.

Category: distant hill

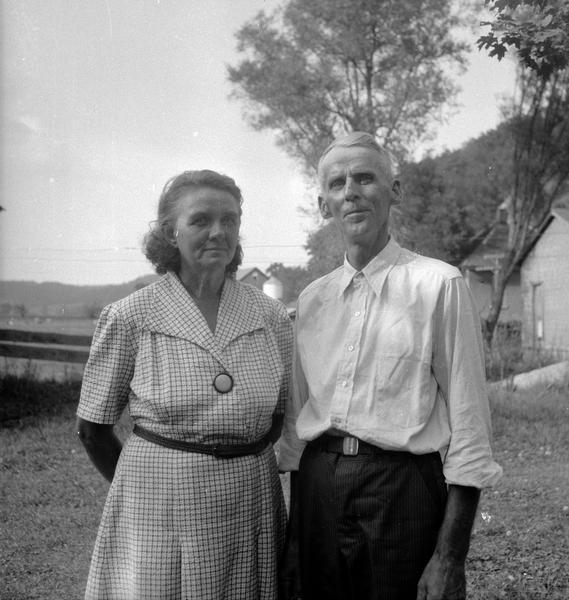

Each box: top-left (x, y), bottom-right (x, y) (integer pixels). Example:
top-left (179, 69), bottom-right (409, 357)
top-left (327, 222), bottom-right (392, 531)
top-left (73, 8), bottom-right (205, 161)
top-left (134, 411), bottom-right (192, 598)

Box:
top-left (0, 274), bottom-right (160, 317)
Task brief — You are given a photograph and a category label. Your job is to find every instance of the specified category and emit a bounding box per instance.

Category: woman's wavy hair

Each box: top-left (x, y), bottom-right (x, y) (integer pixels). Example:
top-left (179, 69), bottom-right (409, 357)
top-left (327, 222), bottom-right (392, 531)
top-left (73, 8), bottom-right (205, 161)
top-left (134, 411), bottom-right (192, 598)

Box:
top-left (143, 170), bottom-right (244, 276)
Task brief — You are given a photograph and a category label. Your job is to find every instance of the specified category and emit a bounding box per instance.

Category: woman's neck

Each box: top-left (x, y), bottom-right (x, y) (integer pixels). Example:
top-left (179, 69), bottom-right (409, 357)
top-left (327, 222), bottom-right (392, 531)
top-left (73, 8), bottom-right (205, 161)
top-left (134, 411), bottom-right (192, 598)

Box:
top-left (177, 267), bottom-right (226, 300)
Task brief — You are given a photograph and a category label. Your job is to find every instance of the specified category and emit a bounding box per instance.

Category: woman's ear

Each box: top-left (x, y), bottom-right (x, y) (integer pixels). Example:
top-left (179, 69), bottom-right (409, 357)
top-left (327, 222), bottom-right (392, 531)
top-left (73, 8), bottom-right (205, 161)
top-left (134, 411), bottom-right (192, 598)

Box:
top-left (161, 223), bottom-right (177, 246)
top-left (319, 196), bottom-right (332, 219)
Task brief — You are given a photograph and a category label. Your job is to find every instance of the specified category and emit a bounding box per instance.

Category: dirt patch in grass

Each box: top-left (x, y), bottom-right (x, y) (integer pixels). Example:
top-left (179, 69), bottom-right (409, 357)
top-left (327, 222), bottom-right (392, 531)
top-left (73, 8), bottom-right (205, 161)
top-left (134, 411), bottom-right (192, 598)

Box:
top-left (1, 380), bottom-right (568, 599)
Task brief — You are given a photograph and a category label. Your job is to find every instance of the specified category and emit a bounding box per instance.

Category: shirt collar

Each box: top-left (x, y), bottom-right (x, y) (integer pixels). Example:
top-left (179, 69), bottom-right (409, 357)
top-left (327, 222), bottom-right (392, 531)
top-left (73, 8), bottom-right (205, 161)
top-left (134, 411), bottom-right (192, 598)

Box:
top-left (338, 236), bottom-right (402, 298)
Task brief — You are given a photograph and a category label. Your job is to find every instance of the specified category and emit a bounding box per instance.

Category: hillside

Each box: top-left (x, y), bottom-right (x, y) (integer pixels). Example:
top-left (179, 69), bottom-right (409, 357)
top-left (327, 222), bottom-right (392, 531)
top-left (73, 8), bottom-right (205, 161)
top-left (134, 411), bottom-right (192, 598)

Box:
top-left (0, 274), bottom-right (160, 317)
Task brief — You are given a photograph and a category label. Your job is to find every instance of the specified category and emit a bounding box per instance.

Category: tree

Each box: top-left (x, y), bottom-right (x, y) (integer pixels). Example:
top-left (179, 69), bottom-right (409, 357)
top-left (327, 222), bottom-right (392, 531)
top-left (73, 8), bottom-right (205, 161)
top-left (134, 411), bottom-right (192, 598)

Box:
top-left (474, 0), bottom-right (569, 347)
top-left (481, 66), bottom-right (569, 347)
top-left (266, 262), bottom-right (312, 305)
top-left (478, 0), bottom-right (569, 78)
top-left (228, 0), bottom-right (470, 172)
top-left (396, 122), bottom-right (516, 265)
top-left (267, 223), bottom-right (345, 303)
top-left (304, 221), bottom-right (345, 278)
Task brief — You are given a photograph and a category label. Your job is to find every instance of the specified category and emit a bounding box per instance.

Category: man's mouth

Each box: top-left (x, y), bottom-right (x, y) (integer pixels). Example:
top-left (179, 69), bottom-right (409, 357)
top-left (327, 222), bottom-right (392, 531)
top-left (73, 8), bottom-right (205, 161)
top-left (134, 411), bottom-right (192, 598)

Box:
top-left (344, 209), bottom-right (368, 219)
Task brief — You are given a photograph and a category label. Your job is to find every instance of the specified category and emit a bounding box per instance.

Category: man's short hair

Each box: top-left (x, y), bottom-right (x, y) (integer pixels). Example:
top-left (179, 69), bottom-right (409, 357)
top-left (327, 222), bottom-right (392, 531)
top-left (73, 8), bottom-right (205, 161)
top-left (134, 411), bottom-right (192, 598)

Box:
top-left (317, 131), bottom-right (394, 188)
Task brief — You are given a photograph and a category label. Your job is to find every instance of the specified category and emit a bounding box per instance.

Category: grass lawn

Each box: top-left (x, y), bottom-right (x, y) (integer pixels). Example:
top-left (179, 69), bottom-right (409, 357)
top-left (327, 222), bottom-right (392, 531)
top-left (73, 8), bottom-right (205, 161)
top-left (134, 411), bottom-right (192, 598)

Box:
top-left (1, 380), bottom-right (568, 599)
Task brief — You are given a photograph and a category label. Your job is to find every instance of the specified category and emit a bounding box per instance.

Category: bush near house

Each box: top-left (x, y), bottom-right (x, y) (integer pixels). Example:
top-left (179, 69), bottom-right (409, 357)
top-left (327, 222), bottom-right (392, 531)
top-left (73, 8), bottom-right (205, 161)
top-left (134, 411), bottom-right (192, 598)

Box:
top-left (485, 320), bottom-right (559, 382)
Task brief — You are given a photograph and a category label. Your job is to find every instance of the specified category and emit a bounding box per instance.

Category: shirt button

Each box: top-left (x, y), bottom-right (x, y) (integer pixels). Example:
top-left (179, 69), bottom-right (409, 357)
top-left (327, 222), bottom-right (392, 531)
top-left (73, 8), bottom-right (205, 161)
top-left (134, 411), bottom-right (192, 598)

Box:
top-left (347, 345), bottom-right (354, 351)
top-left (342, 380), bottom-right (348, 387)
top-left (354, 311), bottom-right (361, 317)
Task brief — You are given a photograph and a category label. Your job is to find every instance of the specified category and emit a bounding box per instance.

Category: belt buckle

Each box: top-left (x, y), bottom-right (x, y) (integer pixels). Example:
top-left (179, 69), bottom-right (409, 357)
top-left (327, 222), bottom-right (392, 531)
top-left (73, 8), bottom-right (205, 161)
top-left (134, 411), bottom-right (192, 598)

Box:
top-left (342, 436), bottom-right (359, 456)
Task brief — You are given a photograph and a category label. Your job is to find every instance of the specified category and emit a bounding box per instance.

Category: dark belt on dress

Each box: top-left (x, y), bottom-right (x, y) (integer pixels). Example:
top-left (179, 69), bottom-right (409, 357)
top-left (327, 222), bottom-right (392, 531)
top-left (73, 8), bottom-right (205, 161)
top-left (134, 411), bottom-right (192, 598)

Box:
top-left (310, 434), bottom-right (409, 457)
top-left (133, 424), bottom-right (271, 459)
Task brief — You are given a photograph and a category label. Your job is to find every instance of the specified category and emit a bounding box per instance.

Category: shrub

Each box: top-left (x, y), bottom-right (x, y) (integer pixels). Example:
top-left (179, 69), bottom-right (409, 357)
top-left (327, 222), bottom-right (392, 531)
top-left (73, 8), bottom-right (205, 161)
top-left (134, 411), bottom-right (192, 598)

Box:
top-left (485, 320), bottom-right (559, 382)
top-left (0, 372), bottom-right (81, 426)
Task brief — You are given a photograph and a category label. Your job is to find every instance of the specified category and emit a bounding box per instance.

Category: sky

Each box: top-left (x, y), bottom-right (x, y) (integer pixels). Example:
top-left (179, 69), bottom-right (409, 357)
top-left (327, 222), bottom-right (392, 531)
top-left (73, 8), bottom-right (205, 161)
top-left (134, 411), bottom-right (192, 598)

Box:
top-left (0, 0), bottom-right (518, 286)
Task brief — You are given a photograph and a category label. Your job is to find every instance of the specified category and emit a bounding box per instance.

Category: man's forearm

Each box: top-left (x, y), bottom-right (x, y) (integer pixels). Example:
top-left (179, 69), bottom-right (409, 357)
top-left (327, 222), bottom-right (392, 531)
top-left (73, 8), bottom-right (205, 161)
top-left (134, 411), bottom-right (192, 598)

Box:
top-left (435, 484), bottom-right (480, 561)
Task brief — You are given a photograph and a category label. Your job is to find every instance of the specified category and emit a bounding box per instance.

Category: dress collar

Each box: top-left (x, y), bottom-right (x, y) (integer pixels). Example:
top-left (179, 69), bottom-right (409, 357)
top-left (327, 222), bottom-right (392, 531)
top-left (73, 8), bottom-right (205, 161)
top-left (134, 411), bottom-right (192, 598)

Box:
top-left (143, 272), bottom-right (265, 361)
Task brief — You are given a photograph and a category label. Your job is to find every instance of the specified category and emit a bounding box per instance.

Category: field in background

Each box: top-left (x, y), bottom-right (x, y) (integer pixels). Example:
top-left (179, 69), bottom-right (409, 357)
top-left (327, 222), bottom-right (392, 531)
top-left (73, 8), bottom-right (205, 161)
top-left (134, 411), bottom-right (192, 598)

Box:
top-left (1, 378), bottom-right (568, 599)
top-left (1, 317), bottom-right (97, 336)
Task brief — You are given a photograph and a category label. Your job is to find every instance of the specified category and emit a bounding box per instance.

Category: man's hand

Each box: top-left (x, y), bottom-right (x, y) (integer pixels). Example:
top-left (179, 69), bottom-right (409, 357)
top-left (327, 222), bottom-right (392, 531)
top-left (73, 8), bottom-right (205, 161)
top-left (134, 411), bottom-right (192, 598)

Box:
top-left (416, 484), bottom-right (480, 600)
top-left (416, 551), bottom-right (466, 600)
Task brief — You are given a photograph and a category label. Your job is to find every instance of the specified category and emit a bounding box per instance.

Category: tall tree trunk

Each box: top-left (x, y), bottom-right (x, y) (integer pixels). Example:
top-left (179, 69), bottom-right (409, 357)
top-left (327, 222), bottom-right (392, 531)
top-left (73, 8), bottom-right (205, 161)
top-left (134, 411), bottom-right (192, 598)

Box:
top-left (482, 249), bottom-right (518, 350)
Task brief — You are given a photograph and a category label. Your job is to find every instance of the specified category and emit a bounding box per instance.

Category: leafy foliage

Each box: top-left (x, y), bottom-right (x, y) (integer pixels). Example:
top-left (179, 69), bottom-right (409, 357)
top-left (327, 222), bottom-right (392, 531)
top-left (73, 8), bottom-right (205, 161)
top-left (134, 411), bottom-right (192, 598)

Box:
top-left (267, 221), bottom-right (345, 303)
top-left (478, 0), bottom-right (569, 78)
top-left (266, 262), bottom-right (313, 305)
top-left (228, 0), bottom-right (469, 171)
top-left (396, 122), bottom-right (515, 264)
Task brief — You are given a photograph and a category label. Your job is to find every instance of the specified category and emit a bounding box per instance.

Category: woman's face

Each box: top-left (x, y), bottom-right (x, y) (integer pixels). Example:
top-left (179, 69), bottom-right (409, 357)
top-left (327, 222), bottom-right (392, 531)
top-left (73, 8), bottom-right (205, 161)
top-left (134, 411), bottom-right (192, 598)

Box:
top-left (172, 186), bottom-right (241, 278)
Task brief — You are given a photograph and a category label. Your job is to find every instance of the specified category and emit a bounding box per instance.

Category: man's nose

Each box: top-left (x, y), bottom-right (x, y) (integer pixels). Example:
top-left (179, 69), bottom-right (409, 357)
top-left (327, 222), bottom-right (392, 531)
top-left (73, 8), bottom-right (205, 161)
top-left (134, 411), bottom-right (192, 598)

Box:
top-left (344, 177), bottom-right (358, 201)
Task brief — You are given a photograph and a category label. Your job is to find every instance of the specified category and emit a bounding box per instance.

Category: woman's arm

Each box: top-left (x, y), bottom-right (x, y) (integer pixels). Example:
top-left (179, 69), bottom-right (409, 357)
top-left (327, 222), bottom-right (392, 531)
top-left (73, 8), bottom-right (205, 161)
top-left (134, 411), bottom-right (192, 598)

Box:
top-left (76, 417), bottom-right (123, 483)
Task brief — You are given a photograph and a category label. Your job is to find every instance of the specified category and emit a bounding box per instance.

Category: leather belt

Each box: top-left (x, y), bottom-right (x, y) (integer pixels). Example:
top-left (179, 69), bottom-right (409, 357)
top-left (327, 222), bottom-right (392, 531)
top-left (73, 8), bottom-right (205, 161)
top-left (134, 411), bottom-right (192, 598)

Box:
top-left (312, 434), bottom-right (405, 457)
top-left (133, 424), bottom-right (271, 459)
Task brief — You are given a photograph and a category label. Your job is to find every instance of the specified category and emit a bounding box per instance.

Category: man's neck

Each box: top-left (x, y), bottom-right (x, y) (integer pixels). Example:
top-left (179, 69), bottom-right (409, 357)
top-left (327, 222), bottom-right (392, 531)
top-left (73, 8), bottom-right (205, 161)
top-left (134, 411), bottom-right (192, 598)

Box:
top-left (345, 235), bottom-right (389, 271)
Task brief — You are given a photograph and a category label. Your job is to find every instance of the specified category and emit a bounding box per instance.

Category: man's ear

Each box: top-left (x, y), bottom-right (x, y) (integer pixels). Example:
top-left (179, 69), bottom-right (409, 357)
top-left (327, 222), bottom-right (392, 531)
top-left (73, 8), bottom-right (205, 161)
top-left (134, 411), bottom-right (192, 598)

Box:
top-left (318, 196), bottom-right (332, 219)
top-left (391, 180), bottom-right (401, 206)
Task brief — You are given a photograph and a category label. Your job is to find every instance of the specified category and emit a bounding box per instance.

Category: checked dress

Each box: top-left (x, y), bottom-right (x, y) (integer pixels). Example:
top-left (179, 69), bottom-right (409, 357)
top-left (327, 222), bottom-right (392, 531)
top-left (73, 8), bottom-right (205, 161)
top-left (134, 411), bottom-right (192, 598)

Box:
top-left (77, 273), bottom-right (292, 600)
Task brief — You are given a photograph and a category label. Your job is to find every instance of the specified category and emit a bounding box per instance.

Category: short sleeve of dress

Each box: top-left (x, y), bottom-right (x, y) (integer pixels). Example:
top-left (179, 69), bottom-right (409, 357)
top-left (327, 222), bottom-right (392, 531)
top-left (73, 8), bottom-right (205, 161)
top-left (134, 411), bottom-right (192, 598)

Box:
top-left (77, 302), bottom-right (137, 424)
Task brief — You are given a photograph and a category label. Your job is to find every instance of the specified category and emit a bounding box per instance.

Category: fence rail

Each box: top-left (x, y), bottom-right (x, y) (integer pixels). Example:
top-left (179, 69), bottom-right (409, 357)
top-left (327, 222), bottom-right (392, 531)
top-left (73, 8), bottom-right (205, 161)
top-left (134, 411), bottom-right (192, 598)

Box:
top-left (0, 329), bottom-right (91, 364)
top-left (0, 329), bottom-right (92, 381)
top-left (0, 329), bottom-right (92, 347)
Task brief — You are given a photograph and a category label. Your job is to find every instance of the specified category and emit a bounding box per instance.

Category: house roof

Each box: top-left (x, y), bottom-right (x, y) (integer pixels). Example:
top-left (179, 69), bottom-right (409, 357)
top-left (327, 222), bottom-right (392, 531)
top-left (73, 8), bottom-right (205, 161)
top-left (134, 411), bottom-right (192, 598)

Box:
top-left (552, 207), bottom-right (569, 224)
top-left (460, 221), bottom-right (510, 270)
top-left (236, 267), bottom-right (268, 281)
top-left (461, 206), bottom-right (569, 271)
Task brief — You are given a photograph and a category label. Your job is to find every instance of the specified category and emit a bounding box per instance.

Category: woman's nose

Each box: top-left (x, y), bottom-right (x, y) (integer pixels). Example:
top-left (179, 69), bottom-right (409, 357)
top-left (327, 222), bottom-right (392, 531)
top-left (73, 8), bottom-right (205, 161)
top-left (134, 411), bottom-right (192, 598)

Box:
top-left (209, 221), bottom-right (225, 238)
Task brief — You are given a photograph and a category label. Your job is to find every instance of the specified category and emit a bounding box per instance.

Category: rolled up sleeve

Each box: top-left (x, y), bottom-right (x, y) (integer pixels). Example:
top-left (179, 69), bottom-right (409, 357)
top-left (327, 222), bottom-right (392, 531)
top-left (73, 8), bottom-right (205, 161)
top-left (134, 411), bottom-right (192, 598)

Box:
top-left (432, 277), bottom-right (503, 488)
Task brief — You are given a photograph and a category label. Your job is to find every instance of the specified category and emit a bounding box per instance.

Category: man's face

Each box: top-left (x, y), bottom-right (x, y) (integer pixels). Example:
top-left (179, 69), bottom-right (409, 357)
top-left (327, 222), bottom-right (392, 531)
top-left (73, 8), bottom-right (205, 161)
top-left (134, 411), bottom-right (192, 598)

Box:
top-left (318, 145), bottom-right (399, 255)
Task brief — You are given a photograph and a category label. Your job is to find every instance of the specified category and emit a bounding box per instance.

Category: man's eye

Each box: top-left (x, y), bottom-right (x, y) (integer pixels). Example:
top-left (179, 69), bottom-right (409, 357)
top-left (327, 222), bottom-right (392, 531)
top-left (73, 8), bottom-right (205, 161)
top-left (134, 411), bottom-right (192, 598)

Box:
top-left (193, 217), bottom-right (208, 226)
top-left (329, 179), bottom-right (344, 190)
top-left (357, 174), bottom-right (374, 184)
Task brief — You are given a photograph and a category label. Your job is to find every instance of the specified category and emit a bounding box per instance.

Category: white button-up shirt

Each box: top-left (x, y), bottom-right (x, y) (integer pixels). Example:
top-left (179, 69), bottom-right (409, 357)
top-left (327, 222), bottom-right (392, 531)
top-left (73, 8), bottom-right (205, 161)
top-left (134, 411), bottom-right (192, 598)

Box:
top-left (279, 238), bottom-right (502, 489)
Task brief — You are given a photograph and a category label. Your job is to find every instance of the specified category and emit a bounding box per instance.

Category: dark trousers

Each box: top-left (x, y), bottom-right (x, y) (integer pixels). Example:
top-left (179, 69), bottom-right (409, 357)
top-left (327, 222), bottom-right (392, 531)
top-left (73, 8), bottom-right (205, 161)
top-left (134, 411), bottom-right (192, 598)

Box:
top-left (298, 441), bottom-right (447, 600)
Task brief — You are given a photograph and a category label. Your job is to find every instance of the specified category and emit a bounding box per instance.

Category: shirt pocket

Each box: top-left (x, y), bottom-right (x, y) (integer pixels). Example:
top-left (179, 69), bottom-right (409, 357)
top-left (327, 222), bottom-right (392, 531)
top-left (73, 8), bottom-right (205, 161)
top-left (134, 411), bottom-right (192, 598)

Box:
top-left (374, 355), bottom-right (434, 428)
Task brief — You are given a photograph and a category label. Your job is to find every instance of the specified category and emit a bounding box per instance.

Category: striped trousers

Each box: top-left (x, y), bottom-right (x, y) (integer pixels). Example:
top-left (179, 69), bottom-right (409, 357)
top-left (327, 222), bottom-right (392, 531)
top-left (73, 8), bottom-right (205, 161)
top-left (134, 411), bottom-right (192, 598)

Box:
top-left (297, 440), bottom-right (447, 600)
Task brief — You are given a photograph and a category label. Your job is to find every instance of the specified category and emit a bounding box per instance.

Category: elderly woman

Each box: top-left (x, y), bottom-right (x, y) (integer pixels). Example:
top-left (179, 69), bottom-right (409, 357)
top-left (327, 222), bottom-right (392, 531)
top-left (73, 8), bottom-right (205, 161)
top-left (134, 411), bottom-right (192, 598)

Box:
top-left (76, 169), bottom-right (292, 600)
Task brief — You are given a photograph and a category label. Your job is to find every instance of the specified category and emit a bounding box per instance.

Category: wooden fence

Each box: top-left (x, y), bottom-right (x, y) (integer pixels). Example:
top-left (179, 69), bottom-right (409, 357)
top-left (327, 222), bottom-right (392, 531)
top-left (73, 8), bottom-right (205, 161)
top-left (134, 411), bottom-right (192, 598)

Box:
top-left (0, 329), bottom-right (91, 382)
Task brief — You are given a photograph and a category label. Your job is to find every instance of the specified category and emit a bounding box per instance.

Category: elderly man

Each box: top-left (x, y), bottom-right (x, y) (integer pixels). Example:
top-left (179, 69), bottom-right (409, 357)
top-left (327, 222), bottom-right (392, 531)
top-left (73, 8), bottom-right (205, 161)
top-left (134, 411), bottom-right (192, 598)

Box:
top-left (279, 131), bottom-right (502, 600)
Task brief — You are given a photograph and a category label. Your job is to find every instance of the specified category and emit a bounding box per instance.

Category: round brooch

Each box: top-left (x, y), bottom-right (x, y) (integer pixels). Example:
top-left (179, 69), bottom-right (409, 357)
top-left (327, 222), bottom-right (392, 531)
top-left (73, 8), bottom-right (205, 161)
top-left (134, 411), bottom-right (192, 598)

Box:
top-left (213, 372), bottom-right (234, 394)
